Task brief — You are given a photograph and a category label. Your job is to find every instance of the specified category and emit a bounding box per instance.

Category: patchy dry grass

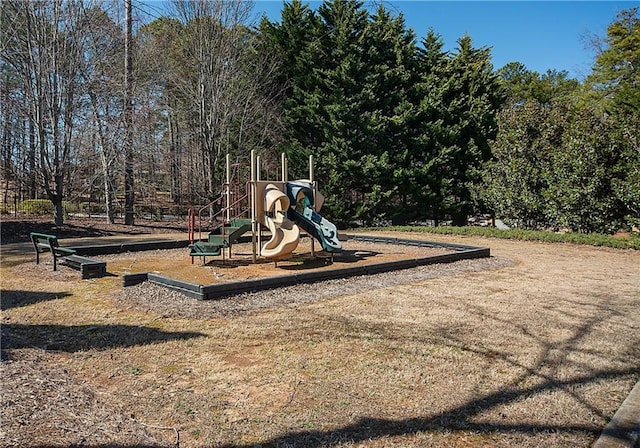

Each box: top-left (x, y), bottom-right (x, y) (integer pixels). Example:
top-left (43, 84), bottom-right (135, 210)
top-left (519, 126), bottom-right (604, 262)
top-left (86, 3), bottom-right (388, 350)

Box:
top-left (1, 232), bottom-right (639, 448)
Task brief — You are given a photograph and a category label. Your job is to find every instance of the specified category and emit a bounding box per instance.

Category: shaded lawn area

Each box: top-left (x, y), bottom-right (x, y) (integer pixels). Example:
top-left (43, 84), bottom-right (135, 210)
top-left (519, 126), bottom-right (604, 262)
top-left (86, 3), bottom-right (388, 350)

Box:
top-left (0, 233), bottom-right (638, 447)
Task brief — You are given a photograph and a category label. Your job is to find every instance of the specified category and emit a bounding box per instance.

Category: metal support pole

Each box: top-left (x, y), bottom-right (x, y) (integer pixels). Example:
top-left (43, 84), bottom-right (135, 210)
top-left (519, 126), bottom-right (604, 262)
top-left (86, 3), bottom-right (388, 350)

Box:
top-left (309, 154), bottom-right (315, 257)
top-left (251, 150), bottom-right (257, 263)
top-left (281, 152), bottom-right (287, 182)
top-left (226, 154), bottom-right (231, 222)
top-left (256, 155), bottom-right (262, 252)
top-left (279, 152), bottom-right (288, 267)
top-left (226, 153), bottom-right (231, 259)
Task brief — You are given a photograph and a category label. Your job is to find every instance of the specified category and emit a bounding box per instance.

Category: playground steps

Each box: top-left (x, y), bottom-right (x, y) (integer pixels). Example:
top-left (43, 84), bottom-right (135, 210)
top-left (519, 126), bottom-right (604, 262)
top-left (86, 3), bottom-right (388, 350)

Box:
top-left (189, 218), bottom-right (253, 261)
top-left (189, 243), bottom-right (222, 257)
top-left (207, 218), bottom-right (252, 246)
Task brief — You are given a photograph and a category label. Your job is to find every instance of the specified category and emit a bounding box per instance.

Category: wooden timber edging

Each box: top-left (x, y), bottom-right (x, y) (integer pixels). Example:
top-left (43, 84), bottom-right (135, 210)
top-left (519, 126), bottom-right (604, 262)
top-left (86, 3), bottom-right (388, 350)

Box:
top-left (122, 235), bottom-right (490, 300)
top-left (70, 239), bottom-right (191, 256)
top-left (122, 272), bottom-right (149, 287)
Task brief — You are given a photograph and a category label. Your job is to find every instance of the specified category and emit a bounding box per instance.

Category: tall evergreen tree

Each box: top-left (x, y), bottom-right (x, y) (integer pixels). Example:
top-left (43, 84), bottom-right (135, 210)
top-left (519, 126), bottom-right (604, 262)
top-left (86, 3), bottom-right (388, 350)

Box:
top-left (498, 62), bottom-right (579, 106)
top-left (310, 0), bottom-right (370, 224)
top-left (586, 7), bottom-right (640, 114)
top-left (409, 29), bottom-right (451, 224)
top-left (585, 7), bottom-right (640, 229)
top-left (363, 7), bottom-right (416, 224)
top-left (264, 1), bottom-right (503, 226)
top-left (437, 35), bottom-right (504, 225)
top-left (263, 0), bottom-right (417, 225)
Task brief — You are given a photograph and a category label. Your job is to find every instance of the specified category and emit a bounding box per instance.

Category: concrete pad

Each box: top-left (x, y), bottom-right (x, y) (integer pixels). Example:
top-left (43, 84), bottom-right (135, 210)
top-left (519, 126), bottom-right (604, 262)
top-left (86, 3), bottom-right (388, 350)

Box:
top-left (592, 380), bottom-right (640, 448)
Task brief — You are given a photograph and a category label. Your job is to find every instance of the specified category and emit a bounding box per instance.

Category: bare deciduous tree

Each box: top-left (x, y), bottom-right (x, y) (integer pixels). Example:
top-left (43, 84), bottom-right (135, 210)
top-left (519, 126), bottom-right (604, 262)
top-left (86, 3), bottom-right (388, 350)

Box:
top-left (171, 0), bottom-right (282, 202)
top-left (81, 5), bottom-right (125, 224)
top-left (2, 0), bottom-right (97, 224)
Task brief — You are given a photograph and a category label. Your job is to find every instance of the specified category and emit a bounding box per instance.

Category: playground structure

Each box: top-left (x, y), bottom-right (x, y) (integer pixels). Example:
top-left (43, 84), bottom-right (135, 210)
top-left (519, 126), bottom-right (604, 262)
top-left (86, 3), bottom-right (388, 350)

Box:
top-left (20, 151), bottom-right (491, 300)
top-left (188, 151), bottom-right (341, 264)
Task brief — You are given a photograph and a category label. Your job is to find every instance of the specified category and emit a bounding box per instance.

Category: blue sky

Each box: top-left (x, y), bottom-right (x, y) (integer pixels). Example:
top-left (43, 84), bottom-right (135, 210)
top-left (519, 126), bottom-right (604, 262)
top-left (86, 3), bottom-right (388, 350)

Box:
top-left (140, 1), bottom-right (638, 80)
top-left (254, 0), bottom-right (638, 79)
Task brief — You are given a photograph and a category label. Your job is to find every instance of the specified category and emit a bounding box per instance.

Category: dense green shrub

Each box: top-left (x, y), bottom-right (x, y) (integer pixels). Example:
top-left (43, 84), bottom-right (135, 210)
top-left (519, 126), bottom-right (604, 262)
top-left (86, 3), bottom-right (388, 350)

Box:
top-left (19, 199), bottom-right (54, 215)
top-left (16, 199), bottom-right (75, 216)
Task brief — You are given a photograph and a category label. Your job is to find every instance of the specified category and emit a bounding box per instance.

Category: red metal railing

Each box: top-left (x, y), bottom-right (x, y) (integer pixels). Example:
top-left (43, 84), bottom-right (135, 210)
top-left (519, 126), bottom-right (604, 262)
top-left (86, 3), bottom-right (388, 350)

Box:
top-left (187, 182), bottom-right (252, 264)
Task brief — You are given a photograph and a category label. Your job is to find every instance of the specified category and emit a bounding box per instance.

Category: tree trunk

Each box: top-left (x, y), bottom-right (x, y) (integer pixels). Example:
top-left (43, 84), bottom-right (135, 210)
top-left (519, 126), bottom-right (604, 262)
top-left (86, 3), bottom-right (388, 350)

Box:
top-left (51, 189), bottom-right (64, 226)
top-left (123, 0), bottom-right (135, 225)
top-left (28, 116), bottom-right (36, 199)
top-left (103, 161), bottom-right (115, 224)
top-left (169, 111), bottom-right (182, 204)
top-left (451, 211), bottom-right (467, 227)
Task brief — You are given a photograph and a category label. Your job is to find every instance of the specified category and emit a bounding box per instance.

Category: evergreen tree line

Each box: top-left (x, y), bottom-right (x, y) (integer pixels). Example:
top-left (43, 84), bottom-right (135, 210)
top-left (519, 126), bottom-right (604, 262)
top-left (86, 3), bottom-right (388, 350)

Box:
top-left (260, 0), bottom-right (503, 227)
top-left (1, 0), bottom-right (638, 233)
top-left (262, 1), bottom-right (639, 232)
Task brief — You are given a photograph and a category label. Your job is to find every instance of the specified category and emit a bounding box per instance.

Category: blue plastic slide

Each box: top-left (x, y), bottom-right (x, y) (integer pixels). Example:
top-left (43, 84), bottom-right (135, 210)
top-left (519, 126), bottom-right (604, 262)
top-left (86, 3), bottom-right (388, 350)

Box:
top-left (285, 181), bottom-right (341, 252)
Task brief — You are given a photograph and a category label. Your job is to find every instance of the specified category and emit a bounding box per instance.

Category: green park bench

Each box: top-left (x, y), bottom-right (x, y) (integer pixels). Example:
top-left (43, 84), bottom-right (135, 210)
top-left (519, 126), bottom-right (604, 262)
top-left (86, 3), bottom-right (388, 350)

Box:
top-left (29, 232), bottom-right (107, 279)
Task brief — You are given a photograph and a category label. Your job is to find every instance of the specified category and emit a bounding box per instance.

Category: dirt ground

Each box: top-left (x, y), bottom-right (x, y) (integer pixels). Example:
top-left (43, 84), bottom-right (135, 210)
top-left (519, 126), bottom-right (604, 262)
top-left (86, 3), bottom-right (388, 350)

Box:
top-left (95, 237), bottom-right (454, 285)
top-left (1, 217), bottom-right (639, 447)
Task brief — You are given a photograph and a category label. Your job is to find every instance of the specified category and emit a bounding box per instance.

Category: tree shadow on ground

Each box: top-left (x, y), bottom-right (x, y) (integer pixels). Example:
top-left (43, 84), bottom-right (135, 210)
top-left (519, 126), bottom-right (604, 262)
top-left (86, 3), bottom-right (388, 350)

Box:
top-left (0, 218), bottom-right (185, 245)
top-left (215, 369), bottom-right (636, 448)
top-left (1, 323), bottom-right (205, 354)
top-left (277, 250), bottom-right (381, 270)
top-left (203, 250), bottom-right (380, 270)
top-left (1, 221), bottom-right (118, 244)
top-left (1, 290), bottom-right (71, 310)
top-left (217, 293), bottom-right (639, 448)
top-left (333, 250), bottom-right (380, 263)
